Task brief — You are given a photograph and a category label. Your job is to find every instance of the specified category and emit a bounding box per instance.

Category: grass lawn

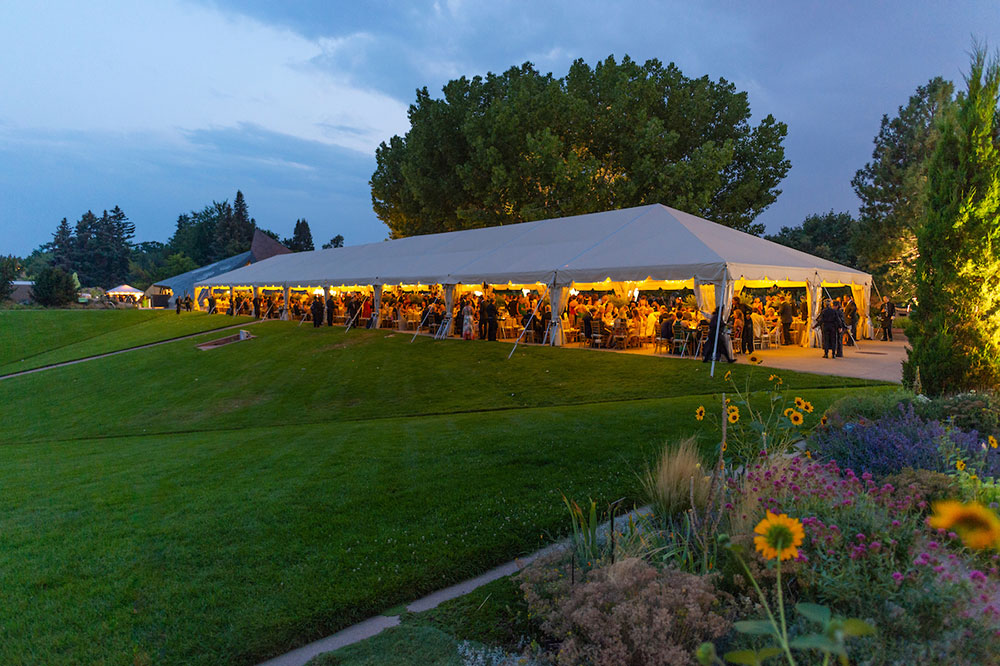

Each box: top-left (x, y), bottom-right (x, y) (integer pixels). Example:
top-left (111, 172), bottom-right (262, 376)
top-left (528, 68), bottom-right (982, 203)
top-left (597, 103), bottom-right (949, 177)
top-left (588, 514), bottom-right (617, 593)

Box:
top-left (0, 309), bottom-right (250, 374)
top-left (0, 316), bottom-right (892, 665)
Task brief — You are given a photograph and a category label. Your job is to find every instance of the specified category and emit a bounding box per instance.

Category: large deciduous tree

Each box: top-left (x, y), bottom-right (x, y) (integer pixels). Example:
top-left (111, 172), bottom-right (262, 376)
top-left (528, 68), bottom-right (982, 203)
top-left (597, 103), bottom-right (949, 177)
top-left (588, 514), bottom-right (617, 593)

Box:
top-left (903, 48), bottom-right (1000, 395)
top-left (371, 56), bottom-right (790, 238)
top-left (851, 77), bottom-right (955, 300)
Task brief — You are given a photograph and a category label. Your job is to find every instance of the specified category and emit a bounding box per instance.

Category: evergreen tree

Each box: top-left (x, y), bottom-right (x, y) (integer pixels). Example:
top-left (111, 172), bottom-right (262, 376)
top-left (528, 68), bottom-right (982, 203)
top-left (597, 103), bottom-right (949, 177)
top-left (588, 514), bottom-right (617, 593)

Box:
top-left (322, 234), bottom-right (345, 249)
top-left (32, 266), bottom-right (78, 306)
top-left (49, 218), bottom-right (74, 273)
top-left (72, 211), bottom-right (99, 286)
top-left (285, 219), bottom-right (315, 251)
top-left (108, 206), bottom-right (134, 285)
top-left (851, 78), bottom-right (955, 300)
top-left (214, 192), bottom-right (253, 258)
top-left (904, 47), bottom-right (1000, 395)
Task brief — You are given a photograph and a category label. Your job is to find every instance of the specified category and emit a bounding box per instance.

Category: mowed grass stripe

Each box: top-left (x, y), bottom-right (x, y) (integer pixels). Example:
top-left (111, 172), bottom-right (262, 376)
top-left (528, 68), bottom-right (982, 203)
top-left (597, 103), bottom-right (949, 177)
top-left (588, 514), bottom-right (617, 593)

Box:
top-left (0, 321), bottom-right (884, 444)
top-left (0, 386), bottom-right (879, 666)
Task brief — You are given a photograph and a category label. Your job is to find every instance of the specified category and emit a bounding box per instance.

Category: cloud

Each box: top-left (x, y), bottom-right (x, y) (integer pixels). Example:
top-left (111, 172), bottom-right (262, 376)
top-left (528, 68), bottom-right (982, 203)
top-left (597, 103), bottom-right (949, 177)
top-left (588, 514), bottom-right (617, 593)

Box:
top-left (0, 0), bottom-right (409, 154)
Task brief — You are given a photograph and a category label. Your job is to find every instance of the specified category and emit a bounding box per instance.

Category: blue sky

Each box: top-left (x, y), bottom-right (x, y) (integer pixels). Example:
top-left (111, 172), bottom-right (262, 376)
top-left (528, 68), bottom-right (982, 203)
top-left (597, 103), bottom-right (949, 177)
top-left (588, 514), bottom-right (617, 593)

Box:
top-left (2, 0), bottom-right (998, 256)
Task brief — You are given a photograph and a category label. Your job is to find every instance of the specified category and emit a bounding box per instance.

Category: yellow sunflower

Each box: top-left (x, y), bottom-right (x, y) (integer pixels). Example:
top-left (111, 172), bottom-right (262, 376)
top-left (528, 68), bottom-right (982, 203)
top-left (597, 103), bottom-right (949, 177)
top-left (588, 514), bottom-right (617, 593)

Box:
top-left (721, 441), bottom-right (728, 452)
top-left (695, 405), bottom-right (705, 421)
top-left (928, 501), bottom-right (1000, 550)
top-left (789, 410), bottom-right (804, 426)
top-left (820, 415), bottom-right (828, 426)
top-left (794, 397), bottom-right (805, 409)
top-left (783, 407), bottom-right (795, 418)
top-left (749, 355), bottom-right (761, 365)
top-left (956, 460), bottom-right (966, 472)
top-left (754, 511), bottom-right (805, 561)
top-left (728, 411), bottom-right (740, 424)
top-left (990, 435), bottom-right (998, 449)
top-left (805, 450), bottom-right (812, 459)
top-left (802, 401), bottom-right (814, 413)
top-left (724, 370), bottom-right (732, 381)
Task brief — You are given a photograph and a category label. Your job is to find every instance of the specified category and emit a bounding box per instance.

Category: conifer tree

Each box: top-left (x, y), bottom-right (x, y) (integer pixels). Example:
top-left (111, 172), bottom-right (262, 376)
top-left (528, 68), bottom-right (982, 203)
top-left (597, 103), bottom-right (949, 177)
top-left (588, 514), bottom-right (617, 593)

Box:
top-left (49, 218), bottom-right (74, 273)
top-left (904, 46), bottom-right (1000, 395)
top-left (286, 219), bottom-right (314, 251)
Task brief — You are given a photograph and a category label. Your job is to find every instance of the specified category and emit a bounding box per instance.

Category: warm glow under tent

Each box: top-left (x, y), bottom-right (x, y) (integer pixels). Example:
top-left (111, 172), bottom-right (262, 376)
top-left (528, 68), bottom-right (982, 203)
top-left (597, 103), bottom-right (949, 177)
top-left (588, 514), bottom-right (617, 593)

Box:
top-left (195, 204), bottom-right (873, 346)
top-left (105, 284), bottom-right (144, 297)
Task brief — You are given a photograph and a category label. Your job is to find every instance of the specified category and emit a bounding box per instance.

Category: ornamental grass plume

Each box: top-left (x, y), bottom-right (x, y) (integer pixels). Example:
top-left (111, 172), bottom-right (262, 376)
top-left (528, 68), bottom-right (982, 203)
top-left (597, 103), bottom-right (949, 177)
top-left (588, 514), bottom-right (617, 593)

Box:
top-left (928, 500), bottom-right (1000, 549)
top-left (641, 437), bottom-right (710, 519)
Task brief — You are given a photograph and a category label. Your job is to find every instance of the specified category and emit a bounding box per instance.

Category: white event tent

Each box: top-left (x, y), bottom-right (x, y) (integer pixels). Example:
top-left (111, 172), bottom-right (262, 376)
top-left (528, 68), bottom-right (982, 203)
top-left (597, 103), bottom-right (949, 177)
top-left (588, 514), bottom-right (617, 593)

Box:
top-left (195, 204), bottom-right (872, 346)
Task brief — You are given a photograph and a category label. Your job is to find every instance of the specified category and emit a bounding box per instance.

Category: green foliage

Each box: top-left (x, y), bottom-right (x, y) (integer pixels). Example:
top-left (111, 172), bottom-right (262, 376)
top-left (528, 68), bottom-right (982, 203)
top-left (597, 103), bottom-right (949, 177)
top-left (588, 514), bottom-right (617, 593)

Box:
top-left (285, 218), bottom-right (315, 252)
top-left (905, 48), bottom-right (1000, 395)
top-left (31, 266), bottom-right (77, 306)
top-left (213, 191), bottom-right (255, 259)
top-left (562, 495), bottom-right (601, 565)
top-left (882, 468), bottom-right (959, 504)
top-left (765, 210), bottom-right (859, 268)
top-left (918, 391), bottom-right (1000, 438)
top-left (0, 254), bottom-right (19, 301)
top-left (851, 77), bottom-right (955, 300)
top-left (820, 389), bottom-right (916, 429)
top-left (308, 625), bottom-right (462, 666)
top-left (372, 55), bottom-right (789, 238)
top-left (323, 233), bottom-right (345, 249)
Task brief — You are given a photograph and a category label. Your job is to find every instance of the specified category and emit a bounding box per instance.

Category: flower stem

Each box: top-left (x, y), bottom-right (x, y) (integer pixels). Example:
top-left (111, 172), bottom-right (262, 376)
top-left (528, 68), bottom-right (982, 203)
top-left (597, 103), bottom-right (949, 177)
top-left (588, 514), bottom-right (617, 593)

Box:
top-left (776, 560), bottom-right (795, 666)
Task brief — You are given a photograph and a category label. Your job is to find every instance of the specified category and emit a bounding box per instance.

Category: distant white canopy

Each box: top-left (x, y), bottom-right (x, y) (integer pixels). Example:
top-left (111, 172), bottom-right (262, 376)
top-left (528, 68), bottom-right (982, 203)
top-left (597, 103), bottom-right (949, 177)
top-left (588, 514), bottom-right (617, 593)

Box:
top-left (196, 204), bottom-right (870, 291)
top-left (106, 284), bottom-right (144, 296)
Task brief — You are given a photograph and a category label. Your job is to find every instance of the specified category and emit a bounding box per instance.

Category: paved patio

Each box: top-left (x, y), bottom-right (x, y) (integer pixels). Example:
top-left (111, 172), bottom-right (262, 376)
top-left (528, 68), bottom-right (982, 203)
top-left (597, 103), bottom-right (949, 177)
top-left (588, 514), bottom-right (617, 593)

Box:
top-left (564, 329), bottom-right (908, 384)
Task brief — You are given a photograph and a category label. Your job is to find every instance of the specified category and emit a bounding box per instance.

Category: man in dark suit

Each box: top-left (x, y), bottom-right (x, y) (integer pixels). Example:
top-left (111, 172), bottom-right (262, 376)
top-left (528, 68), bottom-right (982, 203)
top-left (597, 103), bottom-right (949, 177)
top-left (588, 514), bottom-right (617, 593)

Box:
top-left (310, 297), bottom-right (324, 327)
top-left (779, 295), bottom-right (794, 345)
top-left (817, 300), bottom-right (840, 358)
top-left (879, 297), bottom-right (896, 341)
top-left (844, 297), bottom-right (858, 346)
top-left (833, 300), bottom-right (847, 357)
top-left (702, 307), bottom-right (736, 363)
top-left (252, 294), bottom-right (261, 319)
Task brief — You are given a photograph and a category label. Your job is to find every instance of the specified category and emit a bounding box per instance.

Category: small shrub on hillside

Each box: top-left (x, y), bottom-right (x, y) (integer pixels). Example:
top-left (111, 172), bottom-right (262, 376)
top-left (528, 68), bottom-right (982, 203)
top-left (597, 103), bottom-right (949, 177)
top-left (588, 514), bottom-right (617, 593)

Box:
top-left (809, 403), bottom-right (982, 477)
top-left (520, 556), bottom-right (729, 666)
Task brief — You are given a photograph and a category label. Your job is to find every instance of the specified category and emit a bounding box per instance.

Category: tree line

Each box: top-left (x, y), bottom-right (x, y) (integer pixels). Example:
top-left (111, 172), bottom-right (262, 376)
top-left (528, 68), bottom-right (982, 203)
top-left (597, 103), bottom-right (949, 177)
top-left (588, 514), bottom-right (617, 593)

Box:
top-left (7, 190), bottom-right (346, 299)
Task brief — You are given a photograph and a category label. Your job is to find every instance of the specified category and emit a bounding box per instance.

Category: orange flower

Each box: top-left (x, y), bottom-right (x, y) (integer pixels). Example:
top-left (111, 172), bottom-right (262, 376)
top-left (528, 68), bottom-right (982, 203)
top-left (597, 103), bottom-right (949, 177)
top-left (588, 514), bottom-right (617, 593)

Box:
top-left (695, 406), bottom-right (705, 421)
top-left (928, 501), bottom-right (1000, 549)
top-left (754, 511), bottom-right (805, 561)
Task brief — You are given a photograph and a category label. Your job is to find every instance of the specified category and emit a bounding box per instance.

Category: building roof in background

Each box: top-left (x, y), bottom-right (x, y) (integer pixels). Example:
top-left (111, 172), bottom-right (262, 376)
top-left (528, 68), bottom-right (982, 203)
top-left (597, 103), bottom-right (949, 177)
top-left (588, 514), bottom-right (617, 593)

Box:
top-left (152, 230), bottom-right (290, 301)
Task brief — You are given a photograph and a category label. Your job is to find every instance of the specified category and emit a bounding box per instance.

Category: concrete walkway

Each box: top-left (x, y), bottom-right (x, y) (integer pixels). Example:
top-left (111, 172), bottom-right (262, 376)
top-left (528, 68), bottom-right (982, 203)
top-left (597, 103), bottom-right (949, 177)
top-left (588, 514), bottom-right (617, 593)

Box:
top-left (258, 507), bottom-right (649, 666)
top-left (0, 319), bottom-right (262, 381)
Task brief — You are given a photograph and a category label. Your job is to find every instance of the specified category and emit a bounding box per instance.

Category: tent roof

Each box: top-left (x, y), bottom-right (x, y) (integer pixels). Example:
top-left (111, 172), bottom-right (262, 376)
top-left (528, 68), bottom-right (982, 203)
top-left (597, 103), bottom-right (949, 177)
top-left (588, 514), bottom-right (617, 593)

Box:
top-left (106, 284), bottom-right (144, 295)
top-left (196, 204), bottom-right (871, 289)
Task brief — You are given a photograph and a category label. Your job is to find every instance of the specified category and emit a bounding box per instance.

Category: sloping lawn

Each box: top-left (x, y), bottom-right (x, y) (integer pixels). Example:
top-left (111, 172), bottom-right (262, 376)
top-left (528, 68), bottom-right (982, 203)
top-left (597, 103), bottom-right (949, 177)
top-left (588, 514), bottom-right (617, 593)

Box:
top-left (1, 321), bottom-right (880, 444)
top-left (0, 310), bottom-right (248, 374)
top-left (0, 315), bottom-right (892, 665)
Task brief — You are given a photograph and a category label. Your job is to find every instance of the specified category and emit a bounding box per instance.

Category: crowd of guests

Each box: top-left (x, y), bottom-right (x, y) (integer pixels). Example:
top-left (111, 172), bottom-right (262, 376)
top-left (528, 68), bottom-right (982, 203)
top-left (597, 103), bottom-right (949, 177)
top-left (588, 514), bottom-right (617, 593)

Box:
top-left (194, 286), bottom-right (898, 363)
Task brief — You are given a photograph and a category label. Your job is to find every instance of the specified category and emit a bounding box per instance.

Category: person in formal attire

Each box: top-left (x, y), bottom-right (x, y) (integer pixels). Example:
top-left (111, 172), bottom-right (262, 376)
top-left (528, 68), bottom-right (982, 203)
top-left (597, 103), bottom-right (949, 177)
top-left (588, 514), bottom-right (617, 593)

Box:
top-left (879, 296), bottom-right (896, 341)
top-left (702, 307), bottom-right (736, 363)
top-left (310, 297), bottom-right (324, 327)
top-left (833, 300), bottom-right (846, 357)
top-left (485, 299), bottom-right (499, 341)
top-left (462, 299), bottom-right (476, 340)
top-left (816, 300), bottom-right (840, 358)
top-left (779, 295), bottom-right (794, 345)
top-left (581, 307), bottom-right (595, 342)
top-left (252, 294), bottom-right (261, 318)
top-left (844, 296), bottom-right (858, 346)
top-left (325, 295), bottom-right (334, 326)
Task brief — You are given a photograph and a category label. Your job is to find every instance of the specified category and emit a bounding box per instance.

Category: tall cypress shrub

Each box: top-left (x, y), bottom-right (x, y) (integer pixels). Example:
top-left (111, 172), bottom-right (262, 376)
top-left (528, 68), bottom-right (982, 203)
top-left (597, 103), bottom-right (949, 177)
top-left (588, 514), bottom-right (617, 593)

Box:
top-left (904, 47), bottom-right (1000, 395)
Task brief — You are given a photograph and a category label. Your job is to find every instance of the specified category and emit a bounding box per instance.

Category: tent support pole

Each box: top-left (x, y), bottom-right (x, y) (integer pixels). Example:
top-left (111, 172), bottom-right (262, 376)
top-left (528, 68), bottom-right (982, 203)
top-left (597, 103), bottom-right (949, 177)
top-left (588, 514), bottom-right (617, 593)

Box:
top-left (508, 285), bottom-right (548, 360)
top-left (410, 296), bottom-right (439, 342)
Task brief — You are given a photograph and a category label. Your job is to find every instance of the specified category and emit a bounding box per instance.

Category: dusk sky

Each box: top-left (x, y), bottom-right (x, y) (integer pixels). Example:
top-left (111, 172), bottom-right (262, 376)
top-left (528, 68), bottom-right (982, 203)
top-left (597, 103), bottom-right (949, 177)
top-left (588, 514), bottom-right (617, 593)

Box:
top-left (2, 1), bottom-right (999, 257)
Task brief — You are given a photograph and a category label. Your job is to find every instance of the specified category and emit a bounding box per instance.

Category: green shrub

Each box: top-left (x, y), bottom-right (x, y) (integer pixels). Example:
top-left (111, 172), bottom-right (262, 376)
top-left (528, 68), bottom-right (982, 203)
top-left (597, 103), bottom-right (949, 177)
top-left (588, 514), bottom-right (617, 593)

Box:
top-left (916, 391), bottom-right (1000, 440)
top-left (0, 255), bottom-right (18, 302)
top-left (820, 389), bottom-right (916, 429)
top-left (31, 266), bottom-right (77, 306)
top-left (882, 468), bottom-right (959, 505)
